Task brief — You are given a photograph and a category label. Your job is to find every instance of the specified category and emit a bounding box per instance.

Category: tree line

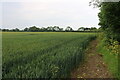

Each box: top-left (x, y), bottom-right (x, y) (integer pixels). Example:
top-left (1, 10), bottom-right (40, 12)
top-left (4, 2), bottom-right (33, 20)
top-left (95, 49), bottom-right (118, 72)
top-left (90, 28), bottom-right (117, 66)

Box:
top-left (1, 26), bottom-right (100, 32)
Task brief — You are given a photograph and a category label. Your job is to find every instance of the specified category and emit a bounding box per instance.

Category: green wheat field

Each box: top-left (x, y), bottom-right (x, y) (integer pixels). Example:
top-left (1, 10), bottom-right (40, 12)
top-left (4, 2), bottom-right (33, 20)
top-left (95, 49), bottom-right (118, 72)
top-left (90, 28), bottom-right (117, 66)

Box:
top-left (2, 32), bottom-right (96, 78)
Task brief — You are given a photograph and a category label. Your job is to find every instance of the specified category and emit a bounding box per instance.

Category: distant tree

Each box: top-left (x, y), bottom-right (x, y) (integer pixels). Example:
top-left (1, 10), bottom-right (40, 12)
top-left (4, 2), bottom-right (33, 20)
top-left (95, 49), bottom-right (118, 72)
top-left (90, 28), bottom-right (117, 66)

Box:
top-left (90, 27), bottom-right (97, 31)
top-left (47, 26), bottom-right (54, 31)
top-left (2, 29), bottom-right (9, 32)
top-left (65, 26), bottom-right (73, 32)
top-left (29, 26), bottom-right (40, 32)
top-left (78, 27), bottom-right (85, 31)
top-left (40, 27), bottom-right (47, 32)
top-left (11, 29), bottom-right (15, 32)
top-left (15, 28), bottom-right (19, 32)
top-left (59, 28), bottom-right (63, 32)
top-left (53, 26), bottom-right (61, 31)
top-left (11, 28), bottom-right (20, 32)
top-left (24, 28), bottom-right (29, 32)
top-left (84, 28), bottom-right (91, 31)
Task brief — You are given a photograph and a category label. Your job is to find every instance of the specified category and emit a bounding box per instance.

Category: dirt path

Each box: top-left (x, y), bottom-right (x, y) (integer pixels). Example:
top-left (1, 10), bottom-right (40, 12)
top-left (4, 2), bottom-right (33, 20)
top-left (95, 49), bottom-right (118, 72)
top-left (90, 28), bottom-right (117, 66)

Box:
top-left (71, 40), bottom-right (113, 78)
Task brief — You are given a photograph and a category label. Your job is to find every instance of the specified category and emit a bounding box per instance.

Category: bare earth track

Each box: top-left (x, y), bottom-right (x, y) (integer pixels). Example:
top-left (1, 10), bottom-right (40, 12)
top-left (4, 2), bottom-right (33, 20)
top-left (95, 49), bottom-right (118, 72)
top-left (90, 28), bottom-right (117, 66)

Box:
top-left (71, 40), bottom-right (113, 78)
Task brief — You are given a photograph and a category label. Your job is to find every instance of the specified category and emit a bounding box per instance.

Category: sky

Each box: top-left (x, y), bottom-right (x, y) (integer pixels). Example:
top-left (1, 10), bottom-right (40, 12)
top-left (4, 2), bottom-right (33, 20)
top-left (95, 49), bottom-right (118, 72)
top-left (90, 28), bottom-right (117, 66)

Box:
top-left (0, 0), bottom-right (100, 30)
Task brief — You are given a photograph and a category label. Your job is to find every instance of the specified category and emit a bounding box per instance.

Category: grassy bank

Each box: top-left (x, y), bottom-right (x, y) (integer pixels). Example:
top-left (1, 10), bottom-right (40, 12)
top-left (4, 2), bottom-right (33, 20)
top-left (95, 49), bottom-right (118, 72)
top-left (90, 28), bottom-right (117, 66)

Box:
top-left (97, 39), bottom-right (119, 79)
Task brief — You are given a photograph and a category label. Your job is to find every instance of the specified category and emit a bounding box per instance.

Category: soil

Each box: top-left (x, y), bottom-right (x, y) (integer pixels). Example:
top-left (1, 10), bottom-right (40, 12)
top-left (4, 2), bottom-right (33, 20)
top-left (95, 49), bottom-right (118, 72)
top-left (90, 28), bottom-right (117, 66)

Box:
top-left (71, 40), bottom-right (113, 78)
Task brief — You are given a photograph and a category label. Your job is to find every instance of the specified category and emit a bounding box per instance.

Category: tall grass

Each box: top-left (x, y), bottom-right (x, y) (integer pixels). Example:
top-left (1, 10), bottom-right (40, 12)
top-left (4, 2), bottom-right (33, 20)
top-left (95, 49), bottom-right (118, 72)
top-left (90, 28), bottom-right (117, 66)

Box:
top-left (97, 33), bottom-right (119, 79)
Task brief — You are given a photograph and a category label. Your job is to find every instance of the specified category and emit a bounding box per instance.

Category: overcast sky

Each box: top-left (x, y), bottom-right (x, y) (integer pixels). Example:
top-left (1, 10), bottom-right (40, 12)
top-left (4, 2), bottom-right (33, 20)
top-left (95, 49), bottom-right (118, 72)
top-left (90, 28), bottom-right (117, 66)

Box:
top-left (1, 0), bottom-right (100, 30)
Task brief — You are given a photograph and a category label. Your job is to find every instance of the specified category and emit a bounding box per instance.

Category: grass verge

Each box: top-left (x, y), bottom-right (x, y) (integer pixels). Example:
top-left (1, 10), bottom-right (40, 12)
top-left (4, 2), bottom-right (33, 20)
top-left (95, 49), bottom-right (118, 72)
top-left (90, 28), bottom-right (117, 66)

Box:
top-left (97, 39), bottom-right (119, 79)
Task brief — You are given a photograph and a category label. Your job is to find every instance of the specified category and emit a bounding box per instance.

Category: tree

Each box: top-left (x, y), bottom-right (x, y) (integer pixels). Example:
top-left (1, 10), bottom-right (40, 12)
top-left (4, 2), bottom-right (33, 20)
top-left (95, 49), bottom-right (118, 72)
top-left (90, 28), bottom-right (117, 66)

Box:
top-left (59, 28), bottom-right (63, 32)
top-left (90, 0), bottom-right (120, 42)
top-left (2, 29), bottom-right (9, 32)
top-left (65, 26), bottom-right (73, 32)
top-left (24, 28), bottom-right (29, 32)
top-left (84, 28), bottom-right (91, 31)
top-left (15, 28), bottom-right (19, 32)
top-left (29, 26), bottom-right (40, 32)
top-left (40, 27), bottom-right (47, 32)
top-left (10, 28), bottom-right (19, 32)
top-left (47, 26), bottom-right (54, 31)
top-left (98, 2), bottom-right (120, 42)
top-left (90, 27), bottom-right (97, 31)
top-left (53, 26), bottom-right (58, 31)
top-left (78, 27), bottom-right (85, 31)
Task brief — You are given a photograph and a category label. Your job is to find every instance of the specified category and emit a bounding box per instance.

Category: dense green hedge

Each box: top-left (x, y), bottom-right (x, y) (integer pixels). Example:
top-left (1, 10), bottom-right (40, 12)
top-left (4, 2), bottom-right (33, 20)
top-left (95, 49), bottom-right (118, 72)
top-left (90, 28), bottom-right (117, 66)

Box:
top-left (98, 2), bottom-right (120, 42)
